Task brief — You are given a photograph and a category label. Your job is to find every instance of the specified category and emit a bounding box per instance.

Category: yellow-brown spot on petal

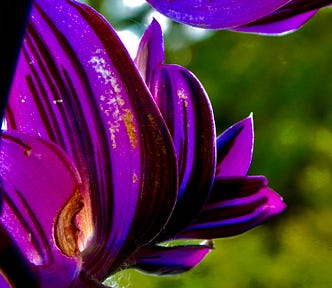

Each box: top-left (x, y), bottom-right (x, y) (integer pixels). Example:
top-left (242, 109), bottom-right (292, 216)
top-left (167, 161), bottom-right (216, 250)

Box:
top-left (132, 172), bottom-right (138, 184)
top-left (177, 88), bottom-right (188, 108)
top-left (54, 188), bottom-right (84, 257)
top-left (122, 109), bottom-right (137, 148)
top-left (24, 148), bottom-right (31, 156)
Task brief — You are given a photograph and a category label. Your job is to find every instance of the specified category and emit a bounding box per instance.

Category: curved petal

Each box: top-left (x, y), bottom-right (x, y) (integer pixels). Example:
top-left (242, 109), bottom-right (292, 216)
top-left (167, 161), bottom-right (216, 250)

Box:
top-left (134, 19), bottom-right (164, 88)
top-left (234, 0), bottom-right (332, 35)
top-left (146, 0), bottom-right (291, 29)
top-left (179, 176), bottom-right (286, 239)
top-left (7, 0), bottom-right (177, 280)
top-left (0, 131), bottom-right (83, 287)
top-left (126, 241), bottom-right (213, 275)
top-left (216, 115), bottom-right (253, 177)
top-left (136, 20), bottom-right (216, 238)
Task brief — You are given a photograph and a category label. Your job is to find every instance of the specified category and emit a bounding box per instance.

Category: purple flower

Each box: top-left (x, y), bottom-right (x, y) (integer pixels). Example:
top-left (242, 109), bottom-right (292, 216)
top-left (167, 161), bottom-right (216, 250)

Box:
top-left (146, 0), bottom-right (332, 34)
top-left (0, 0), bottom-right (285, 286)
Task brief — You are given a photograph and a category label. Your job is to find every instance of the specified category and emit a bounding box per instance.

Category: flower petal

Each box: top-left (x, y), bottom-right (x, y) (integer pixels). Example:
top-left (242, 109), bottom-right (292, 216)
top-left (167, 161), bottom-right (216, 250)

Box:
top-left (135, 19), bottom-right (164, 88)
top-left (0, 131), bottom-right (83, 287)
top-left (126, 241), bottom-right (213, 275)
top-left (7, 0), bottom-right (177, 280)
top-left (179, 176), bottom-right (286, 239)
top-left (136, 20), bottom-right (216, 238)
top-left (146, 0), bottom-right (291, 29)
top-left (235, 0), bottom-right (332, 35)
top-left (216, 116), bottom-right (253, 177)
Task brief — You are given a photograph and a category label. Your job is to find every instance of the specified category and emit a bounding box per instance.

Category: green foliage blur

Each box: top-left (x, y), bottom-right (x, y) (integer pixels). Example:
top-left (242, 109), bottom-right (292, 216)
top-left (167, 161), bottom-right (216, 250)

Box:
top-left (85, 1), bottom-right (332, 287)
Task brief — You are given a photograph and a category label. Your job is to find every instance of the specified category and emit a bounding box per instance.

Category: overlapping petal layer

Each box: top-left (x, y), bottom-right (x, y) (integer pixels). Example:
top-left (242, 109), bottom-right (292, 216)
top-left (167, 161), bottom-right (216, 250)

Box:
top-left (136, 19), bottom-right (215, 238)
top-left (6, 0), bottom-right (177, 282)
top-left (146, 0), bottom-right (331, 34)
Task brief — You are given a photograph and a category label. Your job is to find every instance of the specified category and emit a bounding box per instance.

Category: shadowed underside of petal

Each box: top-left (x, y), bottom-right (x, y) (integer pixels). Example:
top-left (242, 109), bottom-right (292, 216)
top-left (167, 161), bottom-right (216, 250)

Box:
top-left (146, 0), bottom-right (291, 29)
top-left (216, 116), bottom-right (253, 177)
top-left (235, 0), bottom-right (332, 34)
top-left (7, 0), bottom-right (177, 280)
top-left (0, 131), bottom-right (82, 287)
top-left (126, 241), bottom-right (213, 275)
top-left (179, 176), bottom-right (286, 239)
top-left (0, 225), bottom-right (39, 287)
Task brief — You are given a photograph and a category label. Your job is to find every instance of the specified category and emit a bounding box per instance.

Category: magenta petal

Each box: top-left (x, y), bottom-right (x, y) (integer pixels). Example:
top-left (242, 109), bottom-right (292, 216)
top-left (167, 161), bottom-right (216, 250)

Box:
top-left (216, 115), bottom-right (253, 177)
top-left (179, 176), bottom-right (286, 239)
top-left (7, 0), bottom-right (177, 280)
top-left (146, 0), bottom-right (290, 28)
top-left (127, 241), bottom-right (213, 275)
top-left (0, 131), bottom-right (82, 287)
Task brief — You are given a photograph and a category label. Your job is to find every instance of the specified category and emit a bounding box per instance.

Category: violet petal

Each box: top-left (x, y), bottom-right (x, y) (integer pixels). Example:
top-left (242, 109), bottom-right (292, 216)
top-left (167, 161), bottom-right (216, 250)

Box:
top-left (216, 116), bottom-right (253, 177)
top-left (7, 0), bottom-right (177, 280)
top-left (127, 241), bottom-right (213, 275)
top-left (0, 131), bottom-right (82, 287)
top-left (146, 0), bottom-right (290, 29)
top-left (179, 176), bottom-right (286, 239)
top-left (235, 0), bottom-right (332, 34)
top-left (135, 19), bottom-right (164, 88)
top-left (136, 20), bottom-right (216, 238)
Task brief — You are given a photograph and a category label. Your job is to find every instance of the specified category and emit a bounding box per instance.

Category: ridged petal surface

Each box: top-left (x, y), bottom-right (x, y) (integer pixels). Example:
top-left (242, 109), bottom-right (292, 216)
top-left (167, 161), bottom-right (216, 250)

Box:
top-left (6, 0), bottom-right (177, 281)
top-left (136, 20), bottom-right (215, 238)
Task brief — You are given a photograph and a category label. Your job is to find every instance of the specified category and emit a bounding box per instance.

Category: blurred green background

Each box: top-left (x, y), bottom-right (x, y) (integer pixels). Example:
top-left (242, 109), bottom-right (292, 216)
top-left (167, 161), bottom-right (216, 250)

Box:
top-left (85, 1), bottom-right (332, 287)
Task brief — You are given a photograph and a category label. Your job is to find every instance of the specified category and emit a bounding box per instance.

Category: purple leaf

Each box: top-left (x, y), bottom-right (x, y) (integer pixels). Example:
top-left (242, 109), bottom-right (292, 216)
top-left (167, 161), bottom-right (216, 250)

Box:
top-left (126, 241), bottom-right (213, 275)
top-left (179, 176), bottom-right (286, 239)
top-left (6, 0), bottom-right (178, 281)
top-left (0, 131), bottom-right (82, 287)
top-left (136, 20), bottom-right (216, 238)
top-left (216, 115), bottom-right (253, 177)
